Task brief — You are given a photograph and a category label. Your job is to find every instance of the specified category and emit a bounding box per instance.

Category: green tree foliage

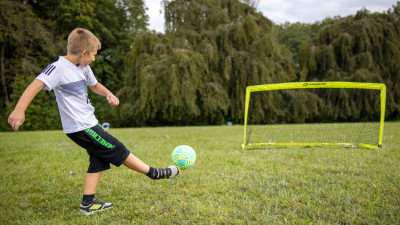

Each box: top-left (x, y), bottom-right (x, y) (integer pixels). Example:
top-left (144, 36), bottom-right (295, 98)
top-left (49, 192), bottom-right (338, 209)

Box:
top-left (0, 0), bottom-right (148, 131)
top-left (274, 22), bottom-right (318, 66)
top-left (0, 0), bottom-right (61, 131)
top-left (26, 0), bottom-right (148, 92)
top-left (299, 8), bottom-right (400, 120)
top-left (388, 1), bottom-right (400, 20)
top-left (121, 0), bottom-right (296, 126)
top-left (274, 17), bottom-right (340, 76)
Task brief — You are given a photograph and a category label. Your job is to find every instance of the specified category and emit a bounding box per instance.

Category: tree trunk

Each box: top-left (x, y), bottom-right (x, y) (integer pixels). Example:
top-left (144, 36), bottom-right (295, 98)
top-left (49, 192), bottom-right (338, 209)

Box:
top-left (1, 41), bottom-right (9, 105)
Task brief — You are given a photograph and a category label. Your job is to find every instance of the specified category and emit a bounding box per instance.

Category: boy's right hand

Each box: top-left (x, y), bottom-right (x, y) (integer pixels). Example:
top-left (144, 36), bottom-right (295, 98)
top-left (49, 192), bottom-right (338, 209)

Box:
top-left (7, 79), bottom-right (44, 132)
top-left (8, 109), bottom-right (25, 131)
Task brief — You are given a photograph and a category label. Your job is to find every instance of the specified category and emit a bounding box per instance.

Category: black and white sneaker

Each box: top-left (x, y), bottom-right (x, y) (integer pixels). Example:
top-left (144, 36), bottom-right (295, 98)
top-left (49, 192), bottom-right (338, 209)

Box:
top-left (147, 166), bottom-right (180, 179)
top-left (79, 199), bottom-right (113, 215)
top-left (154, 166), bottom-right (180, 179)
top-left (164, 166), bottom-right (180, 179)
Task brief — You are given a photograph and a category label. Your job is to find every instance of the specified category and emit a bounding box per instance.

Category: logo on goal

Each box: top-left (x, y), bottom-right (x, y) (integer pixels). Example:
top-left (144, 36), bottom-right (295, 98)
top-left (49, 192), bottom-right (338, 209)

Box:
top-left (303, 82), bottom-right (327, 86)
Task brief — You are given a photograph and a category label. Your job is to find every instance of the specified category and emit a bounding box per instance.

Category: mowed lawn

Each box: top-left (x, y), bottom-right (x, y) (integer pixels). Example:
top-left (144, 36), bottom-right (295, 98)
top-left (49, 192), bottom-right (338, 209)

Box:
top-left (0, 123), bottom-right (399, 224)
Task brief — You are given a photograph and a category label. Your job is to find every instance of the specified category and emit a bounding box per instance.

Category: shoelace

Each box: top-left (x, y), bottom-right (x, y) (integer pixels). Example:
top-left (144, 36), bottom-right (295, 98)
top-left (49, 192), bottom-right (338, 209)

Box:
top-left (91, 199), bottom-right (104, 205)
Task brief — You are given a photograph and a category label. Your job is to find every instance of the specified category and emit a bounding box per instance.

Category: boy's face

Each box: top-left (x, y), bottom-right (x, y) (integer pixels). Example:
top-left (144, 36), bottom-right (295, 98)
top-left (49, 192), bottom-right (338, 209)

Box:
top-left (79, 50), bottom-right (97, 67)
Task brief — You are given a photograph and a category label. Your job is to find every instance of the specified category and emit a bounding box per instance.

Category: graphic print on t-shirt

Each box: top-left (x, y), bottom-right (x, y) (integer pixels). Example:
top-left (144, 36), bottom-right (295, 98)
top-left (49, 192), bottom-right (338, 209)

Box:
top-left (83, 71), bottom-right (89, 80)
top-left (60, 80), bottom-right (87, 97)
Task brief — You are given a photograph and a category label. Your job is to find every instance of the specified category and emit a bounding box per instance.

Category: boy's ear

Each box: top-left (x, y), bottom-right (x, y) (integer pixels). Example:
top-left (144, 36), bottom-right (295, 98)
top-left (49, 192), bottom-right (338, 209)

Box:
top-left (81, 50), bottom-right (88, 56)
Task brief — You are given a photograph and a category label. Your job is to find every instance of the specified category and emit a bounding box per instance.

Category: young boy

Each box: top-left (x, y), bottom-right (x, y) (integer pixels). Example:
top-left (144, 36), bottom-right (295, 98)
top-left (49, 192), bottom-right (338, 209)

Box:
top-left (8, 28), bottom-right (179, 215)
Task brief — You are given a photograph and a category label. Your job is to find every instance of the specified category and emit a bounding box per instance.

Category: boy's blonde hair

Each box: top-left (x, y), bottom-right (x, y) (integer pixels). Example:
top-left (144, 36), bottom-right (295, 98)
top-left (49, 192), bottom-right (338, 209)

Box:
top-left (67, 28), bottom-right (101, 55)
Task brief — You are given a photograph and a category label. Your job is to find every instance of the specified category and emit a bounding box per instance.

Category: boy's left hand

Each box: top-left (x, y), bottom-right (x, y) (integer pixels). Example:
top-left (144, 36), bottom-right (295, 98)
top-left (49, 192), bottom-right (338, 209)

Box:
top-left (106, 94), bottom-right (119, 106)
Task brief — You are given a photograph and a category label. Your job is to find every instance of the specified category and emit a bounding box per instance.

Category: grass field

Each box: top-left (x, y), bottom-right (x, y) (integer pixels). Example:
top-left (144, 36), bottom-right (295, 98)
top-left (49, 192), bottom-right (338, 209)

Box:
top-left (1, 123), bottom-right (399, 224)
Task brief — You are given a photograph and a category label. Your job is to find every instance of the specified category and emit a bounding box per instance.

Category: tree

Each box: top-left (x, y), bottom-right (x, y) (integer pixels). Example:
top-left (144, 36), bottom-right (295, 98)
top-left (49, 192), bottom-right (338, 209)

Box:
top-left (241, 0), bottom-right (260, 10)
top-left (26, 0), bottom-right (148, 92)
top-left (0, 0), bottom-right (57, 106)
top-left (299, 9), bottom-right (400, 120)
top-left (274, 16), bottom-right (340, 73)
top-left (275, 22), bottom-right (314, 66)
top-left (122, 0), bottom-right (296, 126)
top-left (0, 0), bottom-right (62, 131)
top-left (388, 1), bottom-right (400, 20)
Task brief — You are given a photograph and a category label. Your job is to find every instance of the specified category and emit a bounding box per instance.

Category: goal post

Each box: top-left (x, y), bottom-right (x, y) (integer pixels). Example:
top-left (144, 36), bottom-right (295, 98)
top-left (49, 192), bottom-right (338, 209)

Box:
top-left (242, 82), bottom-right (386, 150)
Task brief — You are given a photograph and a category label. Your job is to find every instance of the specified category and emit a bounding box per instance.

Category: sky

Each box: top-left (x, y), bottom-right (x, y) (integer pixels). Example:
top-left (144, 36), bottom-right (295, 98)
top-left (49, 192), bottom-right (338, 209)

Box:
top-left (144, 0), bottom-right (397, 33)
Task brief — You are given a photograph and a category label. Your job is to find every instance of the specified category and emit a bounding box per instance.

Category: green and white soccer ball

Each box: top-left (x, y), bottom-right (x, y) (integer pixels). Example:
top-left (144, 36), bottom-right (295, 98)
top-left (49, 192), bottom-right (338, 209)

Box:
top-left (171, 145), bottom-right (196, 170)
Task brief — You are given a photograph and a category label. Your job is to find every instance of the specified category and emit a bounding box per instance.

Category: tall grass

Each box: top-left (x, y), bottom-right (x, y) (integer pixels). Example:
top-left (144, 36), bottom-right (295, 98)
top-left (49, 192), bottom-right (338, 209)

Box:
top-left (1, 123), bottom-right (399, 224)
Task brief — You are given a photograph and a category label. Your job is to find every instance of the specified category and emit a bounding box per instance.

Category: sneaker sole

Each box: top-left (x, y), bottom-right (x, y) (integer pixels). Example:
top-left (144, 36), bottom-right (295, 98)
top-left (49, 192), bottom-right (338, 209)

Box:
top-left (79, 206), bottom-right (113, 215)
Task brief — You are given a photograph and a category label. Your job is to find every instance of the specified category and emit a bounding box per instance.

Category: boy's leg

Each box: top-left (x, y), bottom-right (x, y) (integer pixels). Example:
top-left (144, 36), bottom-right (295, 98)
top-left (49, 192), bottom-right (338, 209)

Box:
top-left (122, 153), bottom-right (150, 173)
top-left (123, 153), bottom-right (179, 179)
top-left (84, 171), bottom-right (102, 195)
top-left (80, 170), bottom-right (113, 215)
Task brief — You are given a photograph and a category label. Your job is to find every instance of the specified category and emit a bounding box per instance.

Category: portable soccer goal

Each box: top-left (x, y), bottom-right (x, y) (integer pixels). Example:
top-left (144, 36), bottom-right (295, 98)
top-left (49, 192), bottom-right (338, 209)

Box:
top-left (242, 82), bottom-right (386, 150)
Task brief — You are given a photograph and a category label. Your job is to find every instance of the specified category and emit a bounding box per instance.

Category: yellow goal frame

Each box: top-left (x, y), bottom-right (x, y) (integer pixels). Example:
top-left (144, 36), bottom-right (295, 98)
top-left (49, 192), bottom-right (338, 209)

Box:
top-left (242, 82), bottom-right (386, 150)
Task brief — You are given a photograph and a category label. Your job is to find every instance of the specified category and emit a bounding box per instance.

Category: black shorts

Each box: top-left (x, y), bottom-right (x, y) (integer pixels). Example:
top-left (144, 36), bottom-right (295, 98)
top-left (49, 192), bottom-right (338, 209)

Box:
top-left (67, 124), bottom-right (130, 173)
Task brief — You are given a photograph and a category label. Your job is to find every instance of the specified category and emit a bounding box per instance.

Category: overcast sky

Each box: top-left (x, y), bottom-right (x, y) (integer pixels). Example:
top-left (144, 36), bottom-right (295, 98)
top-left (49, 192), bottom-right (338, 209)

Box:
top-left (144, 0), bottom-right (397, 33)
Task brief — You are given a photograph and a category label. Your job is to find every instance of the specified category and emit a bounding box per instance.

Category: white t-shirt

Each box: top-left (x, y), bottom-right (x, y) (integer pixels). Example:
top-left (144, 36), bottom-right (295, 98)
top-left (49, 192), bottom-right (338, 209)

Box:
top-left (36, 56), bottom-right (98, 134)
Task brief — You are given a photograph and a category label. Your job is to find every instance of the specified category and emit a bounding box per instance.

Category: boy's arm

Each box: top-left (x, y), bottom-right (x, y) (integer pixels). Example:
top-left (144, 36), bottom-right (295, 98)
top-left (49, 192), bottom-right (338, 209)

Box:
top-left (8, 79), bottom-right (45, 131)
top-left (89, 82), bottom-right (119, 106)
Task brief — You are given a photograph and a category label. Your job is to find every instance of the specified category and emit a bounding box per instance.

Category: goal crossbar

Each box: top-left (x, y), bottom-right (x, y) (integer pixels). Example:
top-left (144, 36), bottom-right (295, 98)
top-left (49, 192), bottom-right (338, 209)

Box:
top-left (242, 82), bottom-right (386, 150)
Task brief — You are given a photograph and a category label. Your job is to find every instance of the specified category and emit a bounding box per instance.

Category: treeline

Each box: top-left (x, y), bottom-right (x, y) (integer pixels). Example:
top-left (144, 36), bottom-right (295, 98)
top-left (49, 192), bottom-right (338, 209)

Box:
top-left (118, 0), bottom-right (295, 126)
top-left (1, 0), bottom-right (399, 130)
top-left (0, 0), bottom-right (148, 130)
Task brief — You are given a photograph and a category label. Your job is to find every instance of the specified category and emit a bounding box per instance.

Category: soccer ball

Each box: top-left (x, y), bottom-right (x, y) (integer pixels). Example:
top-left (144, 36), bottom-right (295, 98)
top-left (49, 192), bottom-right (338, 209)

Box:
top-left (171, 145), bottom-right (196, 170)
